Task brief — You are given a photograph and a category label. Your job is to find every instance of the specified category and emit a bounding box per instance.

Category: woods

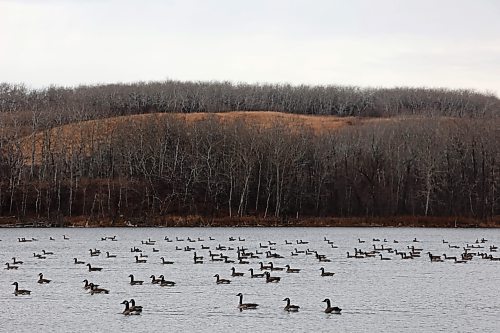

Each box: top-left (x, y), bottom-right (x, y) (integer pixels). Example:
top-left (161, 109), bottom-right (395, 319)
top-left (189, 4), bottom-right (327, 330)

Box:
top-left (0, 81), bottom-right (499, 225)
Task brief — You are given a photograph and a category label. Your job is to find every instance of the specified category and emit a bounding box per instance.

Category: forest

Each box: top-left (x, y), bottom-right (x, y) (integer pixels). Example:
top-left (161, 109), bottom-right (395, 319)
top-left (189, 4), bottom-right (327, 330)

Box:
top-left (0, 81), bottom-right (498, 226)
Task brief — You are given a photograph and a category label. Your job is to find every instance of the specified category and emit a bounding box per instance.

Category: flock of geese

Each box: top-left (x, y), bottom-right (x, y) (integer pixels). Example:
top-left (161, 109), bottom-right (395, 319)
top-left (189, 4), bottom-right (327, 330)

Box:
top-left (4, 233), bottom-right (499, 316)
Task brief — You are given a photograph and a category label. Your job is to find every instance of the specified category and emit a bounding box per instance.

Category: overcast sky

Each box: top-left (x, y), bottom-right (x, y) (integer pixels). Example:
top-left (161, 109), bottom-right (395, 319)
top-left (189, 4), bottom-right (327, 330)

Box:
top-left (1, 0), bottom-right (499, 95)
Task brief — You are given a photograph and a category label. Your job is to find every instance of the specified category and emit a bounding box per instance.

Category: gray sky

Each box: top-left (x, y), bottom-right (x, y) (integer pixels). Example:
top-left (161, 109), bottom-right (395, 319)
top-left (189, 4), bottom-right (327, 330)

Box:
top-left (1, 0), bottom-right (499, 95)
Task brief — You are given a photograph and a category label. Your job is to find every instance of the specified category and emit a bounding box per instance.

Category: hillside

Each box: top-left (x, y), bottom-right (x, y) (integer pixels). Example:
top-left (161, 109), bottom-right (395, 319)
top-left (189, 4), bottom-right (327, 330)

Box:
top-left (19, 111), bottom-right (372, 166)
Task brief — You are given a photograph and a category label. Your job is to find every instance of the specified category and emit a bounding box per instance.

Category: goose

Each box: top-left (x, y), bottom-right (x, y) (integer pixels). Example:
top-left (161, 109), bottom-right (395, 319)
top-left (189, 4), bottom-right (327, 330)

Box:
top-left (86, 264), bottom-right (103, 272)
top-left (236, 293), bottom-right (258, 310)
top-left (283, 298), bottom-right (300, 312)
top-left (379, 254), bottom-right (391, 260)
top-left (291, 252), bottom-right (298, 256)
top-left (320, 267), bottom-right (335, 276)
top-left (231, 267), bottom-right (244, 277)
top-left (42, 250), bottom-right (54, 255)
top-left (160, 257), bottom-right (174, 265)
top-left (49, 237), bottom-right (55, 241)
top-left (158, 275), bottom-right (176, 287)
top-left (248, 268), bottom-right (265, 278)
top-left (285, 240), bottom-right (292, 245)
top-left (106, 252), bottom-right (117, 258)
top-left (135, 256), bottom-right (147, 263)
top-left (139, 253), bottom-right (149, 258)
top-left (82, 279), bottom-right (98, 290)
top-left (129, 274), bottom-right (144, 285)
top-left (201, 245), bottom-right (210, 250)
top-left (238, 237), bottom-right (245, 241)
top-left (74, 258), bottom-right (85, 264)
top-left (150, 275), bottom-right (161, 284)
top-left (12, 282), bottom-right (31, 296)
top-left (214, 274), bottom-right (231, 284)
top-left (5, 263), bottom-right (18, 270)
top-left (63, 235), bottom-right (69, 240)
top-left (121, 300), bottom-right (140, 315)
top-left (323, 298), bottom-right (342, 314)
top-left (89, 283), bottom-right (109, 294)
top-left (454, 258), bottom-right (468, 264)
top-left (33, 253), bottom-right (46, 259)
top-left (38, 273), bottom-right (51, 284)
top-left (129, 299), bottom-right (143, 312)
top-left (285, 265), bottom-right (300, 273)
top-left (193, 252), bottom-right (204, 264)
top-left (264, 271), bottom-right (280, 283)
top-left (259, 262), bottom-right (272, 270)
top-left (209, 237), bottom-right (215, 241)
top-left (294, 248), bottom-right (305, 254)
top-left (89, 249), bottom-right (99, 256)
top-left (152, 248), bottom-right (159, 252)
top-left (12, 257), bottom-right (23, 265)
top-left (268, 262), bottom-right (284, 271)
top-left (443, 254), bottom-right (457, 260)
top-left (358, 238), bottom-right (365, 243)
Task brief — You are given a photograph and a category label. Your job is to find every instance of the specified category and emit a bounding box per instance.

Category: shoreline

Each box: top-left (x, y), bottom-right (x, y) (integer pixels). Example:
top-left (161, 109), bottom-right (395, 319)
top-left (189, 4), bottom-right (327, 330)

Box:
top-left (1, 215), bottom-right (498, 228)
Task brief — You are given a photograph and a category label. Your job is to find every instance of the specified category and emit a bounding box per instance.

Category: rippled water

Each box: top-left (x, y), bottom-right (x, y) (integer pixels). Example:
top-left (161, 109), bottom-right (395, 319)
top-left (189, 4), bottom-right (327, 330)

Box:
top-left (1, 227), bottom-right (499, 332)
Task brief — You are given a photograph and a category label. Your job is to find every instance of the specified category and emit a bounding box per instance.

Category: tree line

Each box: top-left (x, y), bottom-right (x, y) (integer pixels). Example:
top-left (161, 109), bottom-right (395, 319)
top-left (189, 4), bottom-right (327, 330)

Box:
top-left (0, 114), bottom-right (498, 222)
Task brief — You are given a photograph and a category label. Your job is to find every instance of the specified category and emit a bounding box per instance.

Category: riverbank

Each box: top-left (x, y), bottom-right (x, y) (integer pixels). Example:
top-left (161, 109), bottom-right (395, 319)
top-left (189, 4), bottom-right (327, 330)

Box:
top-left (0, 215), bottom-right (499, 228)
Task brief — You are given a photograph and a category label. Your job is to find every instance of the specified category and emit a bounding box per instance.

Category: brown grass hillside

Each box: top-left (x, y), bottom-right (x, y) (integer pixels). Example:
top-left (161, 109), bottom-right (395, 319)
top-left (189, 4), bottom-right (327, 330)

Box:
top-left (16, 111), bottom-right (480, 166)
top-left (17, 111), bottom-right (374, 165)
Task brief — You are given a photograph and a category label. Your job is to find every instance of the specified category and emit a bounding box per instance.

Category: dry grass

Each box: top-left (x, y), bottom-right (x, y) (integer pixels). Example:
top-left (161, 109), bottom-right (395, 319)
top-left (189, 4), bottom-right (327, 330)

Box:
top-left (16, 111), bottom-right (375, 165)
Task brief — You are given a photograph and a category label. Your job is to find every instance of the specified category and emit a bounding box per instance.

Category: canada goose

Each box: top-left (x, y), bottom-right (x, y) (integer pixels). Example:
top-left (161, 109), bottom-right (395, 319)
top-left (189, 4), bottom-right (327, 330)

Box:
top-left (323, 298), bottom-right (342, 314)
top-left (82, 279), bottom-right (97, 290)
top-left (285, 265), bottom-right (300, 273)
top-left (236, 293), bottom-right (258, 310)
top-left (248, 268), bottom-right (265, 278)
top-left (379, 254), bottom-right (391, 260)
top-left (214, 274), bottom-right (231, 284)
top-left (193, 252), bottom-right (203, 264)
top-left (38, 273), bottom-right (51, 284)
top-left (12, 257), bottom-right (23, 265)
top-left (264, 272), bottom-right (280, 283)
top-left (152, 248), bottom-right (159, 252)
top-left (89, 283), bottom-right (109, 294)
top-left (129, 299), bottom-right (143, 312)
top-left (443, 254), bottom-right (457, 260)
top-left (320, 267), bottom-right (335, 276)
top-left (231, 267), bottom-right (244, 277)
top-left (135, 256), bottom-right (147, 263)
top-left (12, 282), bottom-right (31, 296)
top-left (294, 248), bottom-right (305, 254)
top-left (209, 237), bottom-right (215, 241)
top-left (358, 238), bottom-right (365, 243)
top-left (149, 275), bottom-right (161, 284)
top-left (42, 250), bottom-right (54, 255)
top-left (121, 300), bottom-right (140, 315)
top-left (259, 262), bottom-right (272, 270)
top-left (427, 253), bottom-right (443, 262)
top-left (86, 264), bottom-right (103, 272)
top-left (129, 274), bottom-right (144, 285)
top-left (104, 252), bottom-right (116, 258)
top-left (268, 262), bottom-right (284, 271)
top-left (49, 237), bottom-right (55, 241)
top-left (283, 298), bottom-right (300, 312)
top-left (160, 257), bottom-right (174, 265)
top-left (89, 249), bottom-right (99, 256)
top-left (285, 240), bottom-right (292, 245)
top-left (74, 258), bottom-right (85, 264)
top-left (291, 252), bottom-right (298, 256)
top-left (5, 263), bottom-right (18, 270)
top-left (33, 253), bottom-right (46, 259)
top-left (139, 253), bottom-right (149, 258)
top-left (158, 275), bottom-right (176, 287)
top-left (454, 258), bottom-right (468, 264)
top-left (63, 235), bottom-right (69, 240)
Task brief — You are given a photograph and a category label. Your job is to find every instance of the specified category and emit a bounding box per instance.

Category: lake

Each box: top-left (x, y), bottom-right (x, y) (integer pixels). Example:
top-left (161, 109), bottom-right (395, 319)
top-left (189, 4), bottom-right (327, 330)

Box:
top-left (1, 227), bottom-right (499, 332)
